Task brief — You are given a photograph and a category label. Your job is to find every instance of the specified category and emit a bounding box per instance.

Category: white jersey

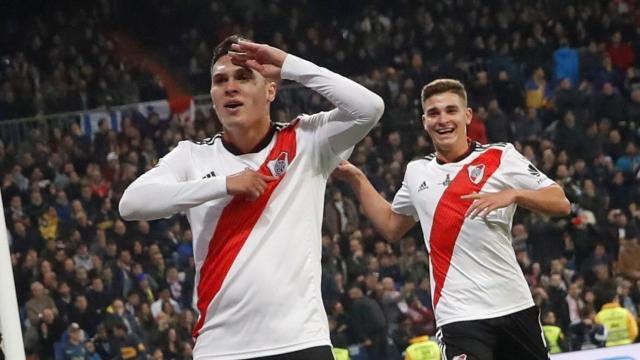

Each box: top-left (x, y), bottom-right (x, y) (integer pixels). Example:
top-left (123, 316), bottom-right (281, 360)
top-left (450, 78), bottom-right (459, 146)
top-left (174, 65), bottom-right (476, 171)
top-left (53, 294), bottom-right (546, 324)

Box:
top-left (392, 142), bottom-right (556, 327)
top-left (119, 55), bottom-right (384, 359)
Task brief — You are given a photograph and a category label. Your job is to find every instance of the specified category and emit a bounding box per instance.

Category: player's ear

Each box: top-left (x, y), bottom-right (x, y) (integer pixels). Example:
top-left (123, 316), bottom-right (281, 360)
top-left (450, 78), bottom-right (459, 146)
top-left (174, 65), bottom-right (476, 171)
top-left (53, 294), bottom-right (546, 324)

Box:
top-left (422, 114), bottom-right (428, 132)
top-left (266, 81), bottom-right (277, 103)
top-left (465, 107), bottom-right (473, 125)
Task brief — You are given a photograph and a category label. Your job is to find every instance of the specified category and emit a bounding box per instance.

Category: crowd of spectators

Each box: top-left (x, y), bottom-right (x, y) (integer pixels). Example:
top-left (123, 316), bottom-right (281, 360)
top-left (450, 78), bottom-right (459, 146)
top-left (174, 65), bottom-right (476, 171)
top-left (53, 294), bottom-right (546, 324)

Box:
top-left (3, 0), bottom-right (640, 358)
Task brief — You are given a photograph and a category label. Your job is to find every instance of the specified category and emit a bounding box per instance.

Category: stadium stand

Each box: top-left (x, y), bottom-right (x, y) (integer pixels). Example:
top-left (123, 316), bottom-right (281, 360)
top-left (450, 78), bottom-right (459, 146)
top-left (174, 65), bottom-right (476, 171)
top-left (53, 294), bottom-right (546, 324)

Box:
top-left (2, 0), bottom-right (640, 358)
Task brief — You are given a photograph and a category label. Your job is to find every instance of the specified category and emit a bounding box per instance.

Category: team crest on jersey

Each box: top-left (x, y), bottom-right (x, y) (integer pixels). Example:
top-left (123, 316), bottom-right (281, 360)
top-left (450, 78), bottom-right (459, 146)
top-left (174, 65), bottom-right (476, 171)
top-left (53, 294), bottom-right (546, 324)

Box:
top-left (452, 355), bottom-right (467, 360)
top-left (267, 151), bottom-right (289, 177)
top-left (467, 164), bottom-right (485, 184)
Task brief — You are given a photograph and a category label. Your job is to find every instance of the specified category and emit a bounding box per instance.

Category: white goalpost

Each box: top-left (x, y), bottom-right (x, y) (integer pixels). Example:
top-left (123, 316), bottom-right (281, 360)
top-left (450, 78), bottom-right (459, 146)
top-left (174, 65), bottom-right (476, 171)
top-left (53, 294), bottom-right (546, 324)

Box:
top-left (0, 193), bottom-right (25, 359)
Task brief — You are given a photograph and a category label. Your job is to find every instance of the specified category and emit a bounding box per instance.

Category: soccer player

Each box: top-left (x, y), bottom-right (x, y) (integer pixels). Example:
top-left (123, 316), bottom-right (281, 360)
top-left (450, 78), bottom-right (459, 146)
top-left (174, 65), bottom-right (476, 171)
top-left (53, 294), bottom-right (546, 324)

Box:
top-left (333, 79), bottom-right (570, 359)
top-left (119, 36), bottom-right (384, 359)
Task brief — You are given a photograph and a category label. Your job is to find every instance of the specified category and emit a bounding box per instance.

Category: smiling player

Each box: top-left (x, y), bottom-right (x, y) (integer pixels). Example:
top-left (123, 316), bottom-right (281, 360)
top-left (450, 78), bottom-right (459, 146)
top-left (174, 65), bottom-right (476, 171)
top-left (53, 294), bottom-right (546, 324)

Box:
top-left (334, 79), bottom-right (570, 360)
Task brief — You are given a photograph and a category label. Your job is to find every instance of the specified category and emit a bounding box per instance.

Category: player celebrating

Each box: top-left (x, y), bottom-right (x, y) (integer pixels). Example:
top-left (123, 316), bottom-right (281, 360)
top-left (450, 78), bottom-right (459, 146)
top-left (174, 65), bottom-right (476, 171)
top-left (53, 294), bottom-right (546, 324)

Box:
top-left (119, 36), bottom-right (384, 359)
top-left (334, 79), bottom-right (570, 359)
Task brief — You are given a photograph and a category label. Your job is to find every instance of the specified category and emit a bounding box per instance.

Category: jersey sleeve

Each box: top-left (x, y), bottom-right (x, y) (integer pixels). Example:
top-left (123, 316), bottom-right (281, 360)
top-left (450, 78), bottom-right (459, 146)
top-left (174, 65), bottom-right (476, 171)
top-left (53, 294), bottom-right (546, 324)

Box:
top-left (119, 141), bottom-right (228, 220)
top-left (281, 54), bottom-right (384, 174)
top-left (499, 144), bottom-right (557, 190)
top-left (391, 167), bottom-right (419, 221)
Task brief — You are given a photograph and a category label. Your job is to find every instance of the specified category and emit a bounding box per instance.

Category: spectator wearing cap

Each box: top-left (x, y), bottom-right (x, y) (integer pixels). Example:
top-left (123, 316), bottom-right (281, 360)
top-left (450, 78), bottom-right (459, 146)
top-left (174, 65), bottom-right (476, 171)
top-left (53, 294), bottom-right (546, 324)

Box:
top-left (61, 322), bottom-right (86, 360)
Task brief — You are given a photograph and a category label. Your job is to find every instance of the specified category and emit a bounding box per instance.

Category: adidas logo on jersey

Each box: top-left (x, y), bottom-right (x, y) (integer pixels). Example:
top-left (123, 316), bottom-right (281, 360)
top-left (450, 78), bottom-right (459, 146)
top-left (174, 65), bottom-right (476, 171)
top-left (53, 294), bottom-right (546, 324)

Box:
top-left (528, 164), bottom-right (541, 177)
top-left (418, 181), bottom-right (429, 192)
top-left (202, 170), bottom-right (216, 179)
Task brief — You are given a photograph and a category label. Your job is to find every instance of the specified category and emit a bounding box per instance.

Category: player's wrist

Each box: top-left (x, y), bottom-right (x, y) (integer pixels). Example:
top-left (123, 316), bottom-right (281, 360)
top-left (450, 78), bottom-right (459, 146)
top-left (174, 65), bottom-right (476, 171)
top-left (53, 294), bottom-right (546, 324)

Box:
top-left (348, 170), bottom-right (366, 185)
top-left (511, 189), bottom-right (524, 205)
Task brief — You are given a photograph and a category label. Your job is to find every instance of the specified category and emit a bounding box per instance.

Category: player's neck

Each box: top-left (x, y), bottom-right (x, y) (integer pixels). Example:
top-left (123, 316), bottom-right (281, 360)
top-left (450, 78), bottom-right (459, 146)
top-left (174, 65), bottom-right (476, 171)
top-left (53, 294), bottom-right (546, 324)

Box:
top-left (223, 120), bottom-right (273, 155)
top-left (435, 139), bottom-right (473, 163)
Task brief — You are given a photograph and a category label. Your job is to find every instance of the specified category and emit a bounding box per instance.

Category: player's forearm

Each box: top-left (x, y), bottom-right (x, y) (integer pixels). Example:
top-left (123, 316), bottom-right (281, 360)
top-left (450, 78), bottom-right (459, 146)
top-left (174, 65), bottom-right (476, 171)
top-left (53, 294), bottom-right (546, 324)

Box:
top-left (514, 185), bottom-right (571, 216)
top-left (282, 55), bottom-right (384, 150)
top-left (119, 177), bottom-right (227, 220)
top-left (348, 172), bottom-right (401, 242)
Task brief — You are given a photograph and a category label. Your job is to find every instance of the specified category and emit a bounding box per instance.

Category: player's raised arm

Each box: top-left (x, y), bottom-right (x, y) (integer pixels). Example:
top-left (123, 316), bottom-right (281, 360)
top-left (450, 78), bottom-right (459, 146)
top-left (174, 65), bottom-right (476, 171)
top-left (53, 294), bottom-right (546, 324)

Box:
top-left (229, 40), bottom-right (384, 155)
top-left (333, 160), bottom-right (416, 242)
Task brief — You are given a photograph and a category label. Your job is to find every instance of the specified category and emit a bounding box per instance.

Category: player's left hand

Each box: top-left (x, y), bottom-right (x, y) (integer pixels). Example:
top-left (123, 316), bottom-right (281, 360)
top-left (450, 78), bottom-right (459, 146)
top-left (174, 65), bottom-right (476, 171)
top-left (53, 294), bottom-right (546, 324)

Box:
top-left (461, 189), bottom-right (518, 219)
top-left (228, 40), bottom-right (287, 80)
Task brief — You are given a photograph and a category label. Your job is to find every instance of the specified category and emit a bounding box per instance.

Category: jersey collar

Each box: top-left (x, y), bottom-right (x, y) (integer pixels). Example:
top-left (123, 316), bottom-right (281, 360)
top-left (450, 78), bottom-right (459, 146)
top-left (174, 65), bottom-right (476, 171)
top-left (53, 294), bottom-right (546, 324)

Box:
top-left (221, 124), bottom-right (277, 155)
top-left (435, 138), bottom-right (477, 164)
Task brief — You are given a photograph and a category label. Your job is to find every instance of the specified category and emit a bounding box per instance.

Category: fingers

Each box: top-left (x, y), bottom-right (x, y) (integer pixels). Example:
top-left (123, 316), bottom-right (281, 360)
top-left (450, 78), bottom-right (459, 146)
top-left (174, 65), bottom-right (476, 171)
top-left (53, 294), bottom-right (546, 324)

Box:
top-left (228, 51), bottom-right (251, 64)
top-left (258, 173), bottom-right (279, 182)
top-left (243, 59), bottom-right (265, 73)
top-left (230, 41), bottom-right (259, 54)
top-left (460, 192), bottom-right (480, 200)
top-left (477, 205), bottom-right (497, 218)
top-left (236, 40), bottom-right (260, 51)
top-left (466, 200), bottom-right (497, 219)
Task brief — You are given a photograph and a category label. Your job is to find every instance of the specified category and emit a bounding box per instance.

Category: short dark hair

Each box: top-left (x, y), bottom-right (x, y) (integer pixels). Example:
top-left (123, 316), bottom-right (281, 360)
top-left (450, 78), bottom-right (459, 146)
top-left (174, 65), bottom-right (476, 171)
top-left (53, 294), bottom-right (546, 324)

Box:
top-left (211, 34), bottom-right (251, 73)
top-left (600, 281), bottom-right (618, 303)
top-left (420, 79), bottom-right (467, 106)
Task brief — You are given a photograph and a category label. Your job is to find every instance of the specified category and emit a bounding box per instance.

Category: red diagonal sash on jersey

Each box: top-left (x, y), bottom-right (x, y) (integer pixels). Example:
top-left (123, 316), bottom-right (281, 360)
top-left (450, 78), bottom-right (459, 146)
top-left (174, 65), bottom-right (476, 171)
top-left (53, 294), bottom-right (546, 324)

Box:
top-left (429, 148), bottom-right (503, 309)
top-left (192, 123), bottom-right (298, 338)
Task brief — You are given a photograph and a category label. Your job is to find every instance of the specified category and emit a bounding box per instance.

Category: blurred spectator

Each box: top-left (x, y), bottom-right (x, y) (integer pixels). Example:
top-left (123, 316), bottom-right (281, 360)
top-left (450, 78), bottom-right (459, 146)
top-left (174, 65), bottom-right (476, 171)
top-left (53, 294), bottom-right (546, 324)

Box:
top-left (36, 307), bottom-right (65, 360)
top-left (324, 188), bottom-right (359, 237)
top-left (607, 31), bottom-right (636, 72)
top-left (568, 305), bottom-right (607, 350)
top-left (348, 284), bottom-right (387, 360)
top-left (112, 321), bottom-right (146, 360)
top-left (151, 286), bottom-right (181, 319)
top-left (595, 281), bottom-right (638, 347)
top-left (60, 322), bottom-right (86, 360)
top-left (542, 310), bottom-right (568, 354)
top-left (26, 281), bottom-right (58, 328)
